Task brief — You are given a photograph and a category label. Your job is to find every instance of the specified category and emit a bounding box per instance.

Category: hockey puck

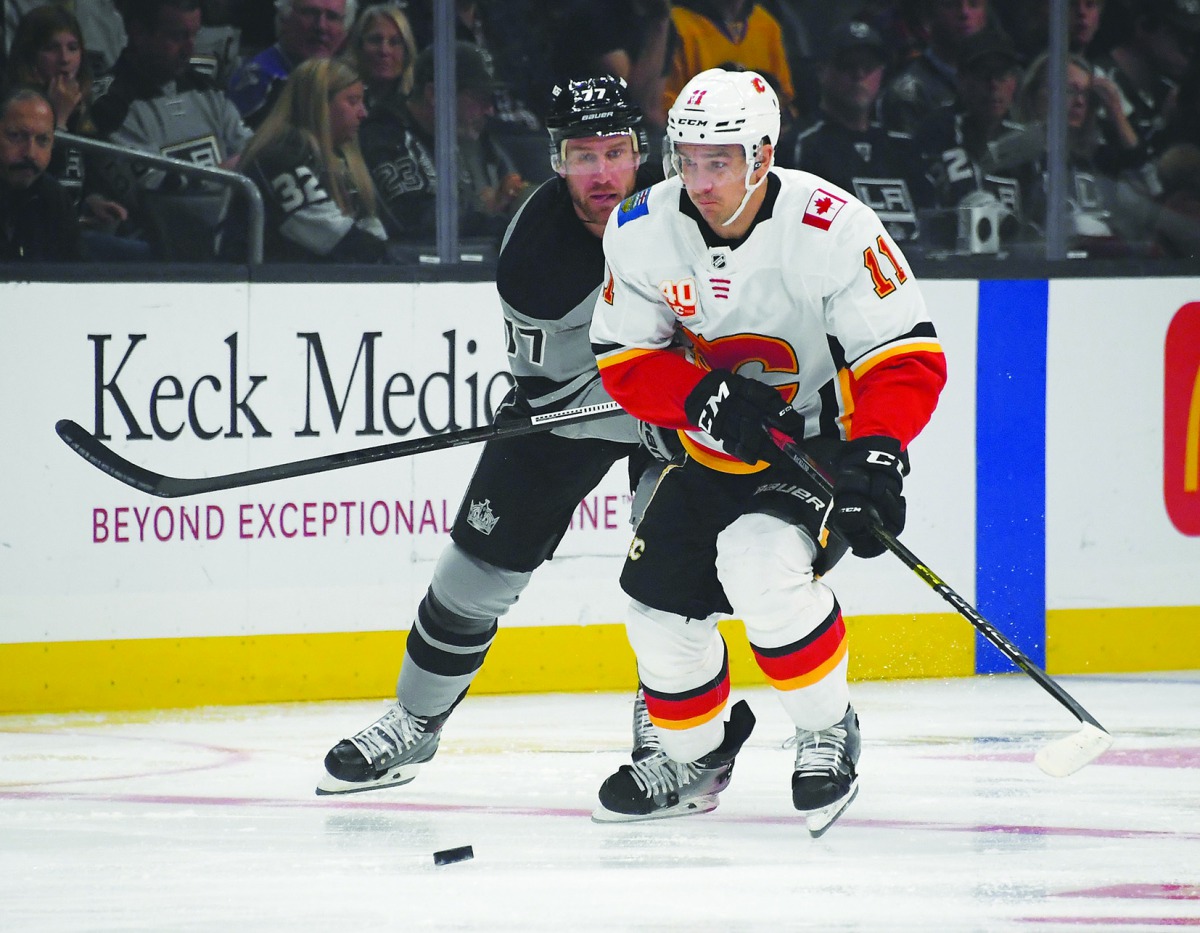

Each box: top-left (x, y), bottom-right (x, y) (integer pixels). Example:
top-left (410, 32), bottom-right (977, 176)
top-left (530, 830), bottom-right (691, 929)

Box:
top-left (433, 845), bottom-right (474, 866)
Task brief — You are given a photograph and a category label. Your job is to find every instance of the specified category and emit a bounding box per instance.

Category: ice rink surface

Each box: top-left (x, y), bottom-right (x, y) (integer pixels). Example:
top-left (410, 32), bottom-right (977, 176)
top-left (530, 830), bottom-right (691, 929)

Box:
top-left (2, 672), bottom-right (1198, 932)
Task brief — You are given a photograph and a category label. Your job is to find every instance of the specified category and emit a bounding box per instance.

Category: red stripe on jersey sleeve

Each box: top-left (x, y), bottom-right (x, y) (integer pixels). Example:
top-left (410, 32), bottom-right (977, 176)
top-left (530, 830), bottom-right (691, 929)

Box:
top-left (597, 348), bottom-right (708, 429)
top-left (851, 350), bottom-right (947, 447)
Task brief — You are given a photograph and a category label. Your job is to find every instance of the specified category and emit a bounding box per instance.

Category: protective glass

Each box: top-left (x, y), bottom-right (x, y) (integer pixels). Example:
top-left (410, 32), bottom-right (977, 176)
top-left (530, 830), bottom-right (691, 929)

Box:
top-left (556, 135), bottom-right (641, 175)
top-left (669, 148), bottom-right (748, 187)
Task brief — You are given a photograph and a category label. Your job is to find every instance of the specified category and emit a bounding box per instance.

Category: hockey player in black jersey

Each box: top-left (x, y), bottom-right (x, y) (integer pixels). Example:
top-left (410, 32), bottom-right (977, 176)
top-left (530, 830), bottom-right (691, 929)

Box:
top-left (318, 75), bottom-right (670, 795)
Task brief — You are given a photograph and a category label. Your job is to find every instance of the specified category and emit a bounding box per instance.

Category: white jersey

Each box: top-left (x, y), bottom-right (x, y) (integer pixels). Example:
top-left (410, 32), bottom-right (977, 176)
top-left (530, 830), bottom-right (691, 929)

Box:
top-left (591, 168), bottom-right (943, 469)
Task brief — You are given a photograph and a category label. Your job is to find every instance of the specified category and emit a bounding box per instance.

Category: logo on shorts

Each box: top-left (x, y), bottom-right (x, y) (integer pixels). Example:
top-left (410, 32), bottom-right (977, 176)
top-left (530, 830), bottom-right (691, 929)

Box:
top-left (467, 499), bottom-right (499, 535)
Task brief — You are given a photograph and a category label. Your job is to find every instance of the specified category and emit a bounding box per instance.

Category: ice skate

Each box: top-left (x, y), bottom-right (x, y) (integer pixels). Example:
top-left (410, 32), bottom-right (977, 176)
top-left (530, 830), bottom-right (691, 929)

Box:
top-left (632, 688), bottom-right (660, 755)
top-left (789, 705), bottom-right (861, 837)
top-left (316, 702), bottom-right (449, 795)
top-left (592, 699), bottom-right (755, 822)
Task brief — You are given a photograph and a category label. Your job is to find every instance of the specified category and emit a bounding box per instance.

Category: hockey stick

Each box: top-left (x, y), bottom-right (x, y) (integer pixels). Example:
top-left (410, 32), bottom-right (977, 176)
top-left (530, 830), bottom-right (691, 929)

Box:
top-left (55, 401), bottom-right (624, 499)
top-left (773, 437), bottom-right (1113, 778)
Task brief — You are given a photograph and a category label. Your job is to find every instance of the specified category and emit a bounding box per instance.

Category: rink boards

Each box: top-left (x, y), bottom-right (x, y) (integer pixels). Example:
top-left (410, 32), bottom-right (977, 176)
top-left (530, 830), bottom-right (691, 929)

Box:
top-left (1, 276), bottom-right (1198, 711)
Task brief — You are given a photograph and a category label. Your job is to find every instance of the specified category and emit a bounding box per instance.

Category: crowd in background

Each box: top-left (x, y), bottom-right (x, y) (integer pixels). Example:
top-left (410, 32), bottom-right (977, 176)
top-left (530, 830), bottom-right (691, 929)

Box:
top-left (1, 0), bottom-right (1198, 263)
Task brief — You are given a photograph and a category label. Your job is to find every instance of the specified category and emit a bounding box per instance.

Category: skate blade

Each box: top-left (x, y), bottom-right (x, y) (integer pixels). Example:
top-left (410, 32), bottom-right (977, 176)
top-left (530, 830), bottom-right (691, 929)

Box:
top-left (590, 794), bottom-right (720, 824)
top-left (798, 780), bottom-right (859, 838)
top-left (314, 763), bottom-right (422, 796)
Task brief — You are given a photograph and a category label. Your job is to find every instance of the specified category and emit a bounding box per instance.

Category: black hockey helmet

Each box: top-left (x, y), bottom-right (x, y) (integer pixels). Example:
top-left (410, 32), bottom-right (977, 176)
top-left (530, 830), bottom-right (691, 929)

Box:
top-left (545, 75), bottom-right (649, 172)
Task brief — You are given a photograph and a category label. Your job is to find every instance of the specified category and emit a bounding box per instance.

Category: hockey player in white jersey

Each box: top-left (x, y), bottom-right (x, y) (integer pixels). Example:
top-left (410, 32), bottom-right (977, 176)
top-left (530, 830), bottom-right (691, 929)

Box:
top-left (590, 68), bottom-right (948, 834)
top-left (317, 75), bottom-right (671, 795)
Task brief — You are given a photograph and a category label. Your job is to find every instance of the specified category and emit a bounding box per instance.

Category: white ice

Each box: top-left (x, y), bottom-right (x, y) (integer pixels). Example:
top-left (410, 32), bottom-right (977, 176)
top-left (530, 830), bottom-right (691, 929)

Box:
top-left (2, 672), bottom-right (1198, 932)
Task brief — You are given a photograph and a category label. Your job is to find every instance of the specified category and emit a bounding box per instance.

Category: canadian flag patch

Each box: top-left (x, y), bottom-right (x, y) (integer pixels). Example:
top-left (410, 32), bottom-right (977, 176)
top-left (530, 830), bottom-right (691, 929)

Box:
top-left (802, 188), bottom-right (848, 230)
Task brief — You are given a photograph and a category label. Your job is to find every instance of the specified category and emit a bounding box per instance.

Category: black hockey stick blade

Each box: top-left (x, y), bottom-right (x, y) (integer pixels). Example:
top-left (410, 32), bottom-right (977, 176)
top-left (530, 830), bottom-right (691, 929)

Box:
top-left (773, 436), bottom-right (1113, 777)
top-left (55, 401), bottom-right (624, 499)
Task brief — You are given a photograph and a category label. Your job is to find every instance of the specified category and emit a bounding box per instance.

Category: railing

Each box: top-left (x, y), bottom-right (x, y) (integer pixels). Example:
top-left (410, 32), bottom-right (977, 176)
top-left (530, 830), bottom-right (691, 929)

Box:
top-left (56, 130), bottom-right (265, 264)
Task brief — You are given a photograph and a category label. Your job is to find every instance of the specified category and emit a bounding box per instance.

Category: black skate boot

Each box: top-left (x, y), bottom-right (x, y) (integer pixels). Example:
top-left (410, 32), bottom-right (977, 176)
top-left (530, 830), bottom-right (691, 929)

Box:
top-left (316, 702), bottom-right (450, 795)
top-left (790, 704), bottom-right (861, 837)
top-left (592, 699), bottom-right (756, 823)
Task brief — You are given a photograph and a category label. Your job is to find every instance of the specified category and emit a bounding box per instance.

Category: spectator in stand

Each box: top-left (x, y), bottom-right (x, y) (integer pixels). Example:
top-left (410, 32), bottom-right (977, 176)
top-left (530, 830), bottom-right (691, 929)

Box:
top-left (663, 0), bottom-right (798, 122)
top-left (404, 0), bottom-right (545, 131)
top-left (776, 19), bottom-right (928, 244)
top-left (4, 0), bottom-right (126, 77)
top-left (1149, 143), bottom-right (1200, 259)
top-left (91, 0), bottom-right (252, 260)
top-left (4, 5), bottom-right (131, 234)
top-left (343, 1), bottom-right (417, 120)
top-left (1091, 0), bottom-right (1200, 197)
top-left (548, 0), bottom-right (674, 136)
top-left (359, 41), bottom-right (532, 247)
top-left (239, 57), bottom-right (387, 263)
top-left (1161, 56), bottom-right (1200, 151)
top-left (1011, 51), bottom-right (1135, 256)
top-left (880, 0), bottom-right (991, 135)
top-left (1069, 0), bottom-right (1107, 58)
top-left (0, 87), bottom-right (83, 260)
top-left (911, 28), bottom-right (1034, 249)
top-left (226, 0), bottom-right (354, 130)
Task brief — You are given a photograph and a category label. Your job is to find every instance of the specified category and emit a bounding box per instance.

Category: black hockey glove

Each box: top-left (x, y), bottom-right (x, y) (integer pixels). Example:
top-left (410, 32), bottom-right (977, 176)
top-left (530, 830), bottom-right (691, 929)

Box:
top-left (683, 369), bottom-right (804, 465)
top-left (831, 436), bottom-right (908, 558)
top-left (492, 384), bottom-right (532, 424)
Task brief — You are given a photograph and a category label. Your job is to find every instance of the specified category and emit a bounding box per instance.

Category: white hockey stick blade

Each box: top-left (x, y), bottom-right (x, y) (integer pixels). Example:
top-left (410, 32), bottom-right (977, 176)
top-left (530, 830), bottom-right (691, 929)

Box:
top-left (1034, 722), bottom-right (1114, 777)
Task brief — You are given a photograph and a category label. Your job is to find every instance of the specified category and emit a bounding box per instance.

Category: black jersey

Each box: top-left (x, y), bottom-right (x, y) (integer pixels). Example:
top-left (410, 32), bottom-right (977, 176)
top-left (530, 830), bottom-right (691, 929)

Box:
top-left (493, 164), bottom-right (658, 443)
top-left (912, 105), bottom-right (1037, 227)
top-left (242, 128), bottom-right (388, 263)
top-left (778, 115), bottom-right (927, 243)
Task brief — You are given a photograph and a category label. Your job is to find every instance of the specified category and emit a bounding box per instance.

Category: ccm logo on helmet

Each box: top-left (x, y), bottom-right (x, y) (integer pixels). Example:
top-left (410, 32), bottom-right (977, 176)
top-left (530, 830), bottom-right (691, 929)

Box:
top-left (677, 118), bottom-right (708, 126)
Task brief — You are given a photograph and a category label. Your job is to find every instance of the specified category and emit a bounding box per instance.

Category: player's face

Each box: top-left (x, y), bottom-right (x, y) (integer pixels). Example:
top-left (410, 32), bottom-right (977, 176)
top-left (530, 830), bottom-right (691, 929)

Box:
top-left (360, 15), bottom-right (407, 82)
top-left (35, 30), bottom-right (83, 84)
top-left (329, 81), bottom-right (367, 146)
top-left (674, 142), bottom-right (754, 227)
top-left (0, 97), bottom-right (54, 190)
top-left (560, 134), bottom-right (640, 228)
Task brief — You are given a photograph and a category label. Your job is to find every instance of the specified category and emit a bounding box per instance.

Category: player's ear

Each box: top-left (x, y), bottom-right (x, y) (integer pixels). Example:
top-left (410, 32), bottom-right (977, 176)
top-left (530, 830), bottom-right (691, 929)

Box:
top-left (753, 142), bottom-right (773, 178)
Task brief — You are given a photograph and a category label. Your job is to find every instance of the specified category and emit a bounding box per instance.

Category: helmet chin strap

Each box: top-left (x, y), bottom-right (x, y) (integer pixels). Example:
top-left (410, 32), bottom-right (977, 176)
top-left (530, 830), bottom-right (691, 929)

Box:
top-left (720, 143), bottom-right (770, 227)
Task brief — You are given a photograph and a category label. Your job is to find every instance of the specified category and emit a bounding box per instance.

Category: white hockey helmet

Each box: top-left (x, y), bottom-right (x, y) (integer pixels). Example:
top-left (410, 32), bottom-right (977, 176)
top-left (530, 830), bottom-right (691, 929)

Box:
top-left (665, 68), bottom-right (780, 225)
top-left (665, 68), bottom-right (781, 170)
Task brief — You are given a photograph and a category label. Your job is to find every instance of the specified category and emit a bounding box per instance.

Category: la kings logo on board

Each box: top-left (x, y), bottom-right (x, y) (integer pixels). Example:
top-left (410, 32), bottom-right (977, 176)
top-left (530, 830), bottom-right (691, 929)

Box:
top-left (466, 499), bottom-right (499, 535)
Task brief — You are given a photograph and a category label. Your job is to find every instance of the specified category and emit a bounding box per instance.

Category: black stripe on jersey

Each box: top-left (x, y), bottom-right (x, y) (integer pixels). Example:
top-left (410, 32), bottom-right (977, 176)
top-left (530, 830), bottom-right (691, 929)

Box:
top-left (514, 373), bottom-right (563, 400)
top-left (591, 339), bottom-right (623, 357)
top-left (817, 335), bottom-right (848, 438)
top-left (850, 320), bottom-right (939, 366)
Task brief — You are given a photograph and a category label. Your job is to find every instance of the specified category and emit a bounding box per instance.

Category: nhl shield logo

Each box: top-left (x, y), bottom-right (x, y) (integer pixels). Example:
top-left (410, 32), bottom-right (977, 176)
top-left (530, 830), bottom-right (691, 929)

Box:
top-left (710, 250), bottom-right (727, 269)
top-left (467, 499), bottom-right (499, 535)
